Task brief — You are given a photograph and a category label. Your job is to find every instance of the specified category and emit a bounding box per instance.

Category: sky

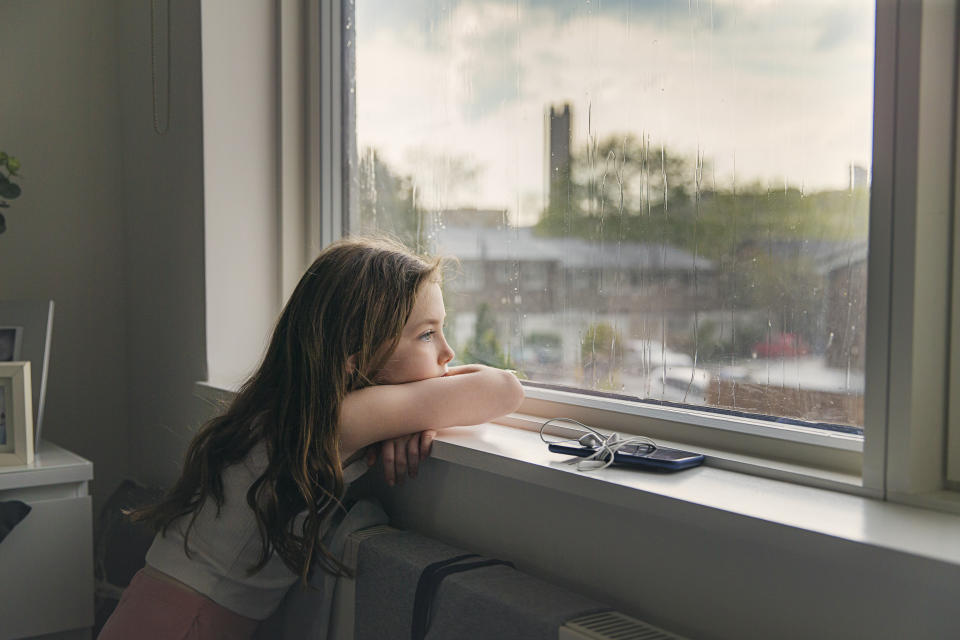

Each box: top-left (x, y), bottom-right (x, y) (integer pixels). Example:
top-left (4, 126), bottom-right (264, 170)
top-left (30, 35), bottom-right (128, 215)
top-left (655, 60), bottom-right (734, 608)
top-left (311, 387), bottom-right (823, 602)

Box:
top-left (353, 0), bottom-right (875, 225)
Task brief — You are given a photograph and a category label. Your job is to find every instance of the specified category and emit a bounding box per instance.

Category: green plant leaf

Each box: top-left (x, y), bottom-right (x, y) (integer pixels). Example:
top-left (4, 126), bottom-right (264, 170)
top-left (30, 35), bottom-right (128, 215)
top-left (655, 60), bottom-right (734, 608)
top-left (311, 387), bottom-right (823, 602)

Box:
top-left (0, 180), bottom-right (20, 199)
top-left (6, 157), bottom-right (20, 175)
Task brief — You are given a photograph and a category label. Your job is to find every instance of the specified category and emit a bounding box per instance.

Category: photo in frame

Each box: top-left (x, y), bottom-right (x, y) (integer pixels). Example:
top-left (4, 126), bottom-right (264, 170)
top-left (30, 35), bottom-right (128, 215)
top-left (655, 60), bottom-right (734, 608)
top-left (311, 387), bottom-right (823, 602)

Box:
top-left (0, 361), bottom-right (34, 466)
top-left (0, 300), bottom-right (53, 447)
top-left (0, 326), bottom-right (23, 361)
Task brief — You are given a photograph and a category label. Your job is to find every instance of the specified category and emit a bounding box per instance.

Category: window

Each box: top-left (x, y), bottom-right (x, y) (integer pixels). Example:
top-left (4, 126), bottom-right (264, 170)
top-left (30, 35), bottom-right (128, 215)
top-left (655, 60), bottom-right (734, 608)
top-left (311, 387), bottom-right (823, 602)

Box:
top-left (346, 0), bottom-right (872, 422)
top-left (315, 0), bottom-right (959, 503)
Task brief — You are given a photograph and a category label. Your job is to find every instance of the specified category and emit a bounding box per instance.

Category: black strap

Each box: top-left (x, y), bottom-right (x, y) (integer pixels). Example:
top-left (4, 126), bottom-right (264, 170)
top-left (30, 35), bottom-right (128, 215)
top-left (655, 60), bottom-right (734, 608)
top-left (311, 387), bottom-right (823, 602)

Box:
top-left (410, 554), bottom-right (479, 639)
top-left (411, 556), bottom-right (516, 640)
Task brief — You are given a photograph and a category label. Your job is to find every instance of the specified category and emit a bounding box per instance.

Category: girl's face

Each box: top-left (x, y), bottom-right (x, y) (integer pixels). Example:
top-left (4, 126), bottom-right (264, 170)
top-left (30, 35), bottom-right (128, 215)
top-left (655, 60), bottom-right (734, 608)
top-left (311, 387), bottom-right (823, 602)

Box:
top-left (377, 281), bottom-right (455, 384)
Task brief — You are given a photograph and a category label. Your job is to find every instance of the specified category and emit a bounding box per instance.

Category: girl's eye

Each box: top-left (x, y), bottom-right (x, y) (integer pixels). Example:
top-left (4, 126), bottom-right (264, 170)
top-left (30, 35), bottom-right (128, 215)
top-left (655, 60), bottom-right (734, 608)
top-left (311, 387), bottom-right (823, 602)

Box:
top-left (419, 330), bottom-right (435, 342)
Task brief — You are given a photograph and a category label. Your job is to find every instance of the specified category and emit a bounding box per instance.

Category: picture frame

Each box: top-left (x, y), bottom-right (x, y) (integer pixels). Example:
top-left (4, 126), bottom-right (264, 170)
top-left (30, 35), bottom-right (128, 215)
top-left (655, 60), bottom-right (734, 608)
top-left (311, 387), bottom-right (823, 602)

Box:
top-left (0, 300), bottom-right (53, 446)
top-left (0, 361), bottom-right (34, 467)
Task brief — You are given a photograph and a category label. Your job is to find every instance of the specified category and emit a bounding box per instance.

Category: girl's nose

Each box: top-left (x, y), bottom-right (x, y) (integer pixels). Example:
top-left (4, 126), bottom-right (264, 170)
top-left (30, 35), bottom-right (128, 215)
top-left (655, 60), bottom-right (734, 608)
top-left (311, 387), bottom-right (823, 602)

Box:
top-left (438, 335), bottom-right (455, 365)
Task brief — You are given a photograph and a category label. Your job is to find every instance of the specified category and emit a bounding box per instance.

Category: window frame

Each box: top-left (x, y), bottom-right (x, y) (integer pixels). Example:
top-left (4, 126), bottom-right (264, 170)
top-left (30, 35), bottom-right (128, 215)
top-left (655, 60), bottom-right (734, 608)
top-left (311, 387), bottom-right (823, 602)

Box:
top-left (948, 4), bottom-right (960, 491)
top-left (313, 0), bottom-right (960, 507)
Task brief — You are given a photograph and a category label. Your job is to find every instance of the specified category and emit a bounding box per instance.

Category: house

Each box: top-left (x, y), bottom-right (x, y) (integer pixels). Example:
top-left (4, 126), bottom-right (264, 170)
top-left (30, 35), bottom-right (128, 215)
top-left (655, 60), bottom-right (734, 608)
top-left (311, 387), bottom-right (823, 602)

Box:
top-left (1, 2), bottom-right (959, 640)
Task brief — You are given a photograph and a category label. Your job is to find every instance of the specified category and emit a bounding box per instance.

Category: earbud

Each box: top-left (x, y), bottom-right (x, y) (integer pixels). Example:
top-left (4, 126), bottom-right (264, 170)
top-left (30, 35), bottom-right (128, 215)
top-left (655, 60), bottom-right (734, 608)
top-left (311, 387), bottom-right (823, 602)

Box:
top-left (578, 433), bottom-right (603, 449)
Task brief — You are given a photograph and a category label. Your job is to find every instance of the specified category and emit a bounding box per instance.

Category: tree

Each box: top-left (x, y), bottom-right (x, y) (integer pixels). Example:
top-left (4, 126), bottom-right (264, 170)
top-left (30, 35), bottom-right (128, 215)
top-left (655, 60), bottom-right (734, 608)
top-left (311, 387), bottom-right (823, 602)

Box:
top-left (581, 322), bottom-right (623, 390)
top-left (355, 148), bottom-right (425, 250)
top-left (460, 303), bottom-right (514, 370)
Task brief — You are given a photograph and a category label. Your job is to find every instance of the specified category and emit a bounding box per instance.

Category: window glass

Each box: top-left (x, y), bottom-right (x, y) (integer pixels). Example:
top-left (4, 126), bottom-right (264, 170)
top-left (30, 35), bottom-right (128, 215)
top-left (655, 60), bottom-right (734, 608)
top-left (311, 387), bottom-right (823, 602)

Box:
top-left (346, 0), bottom-right (874, 429)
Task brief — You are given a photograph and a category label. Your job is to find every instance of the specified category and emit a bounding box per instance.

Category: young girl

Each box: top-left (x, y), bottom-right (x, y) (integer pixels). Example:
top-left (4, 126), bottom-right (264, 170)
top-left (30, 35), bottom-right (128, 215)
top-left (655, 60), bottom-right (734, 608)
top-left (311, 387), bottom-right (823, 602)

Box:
top-left (97, 237), bottom-right (525, 639)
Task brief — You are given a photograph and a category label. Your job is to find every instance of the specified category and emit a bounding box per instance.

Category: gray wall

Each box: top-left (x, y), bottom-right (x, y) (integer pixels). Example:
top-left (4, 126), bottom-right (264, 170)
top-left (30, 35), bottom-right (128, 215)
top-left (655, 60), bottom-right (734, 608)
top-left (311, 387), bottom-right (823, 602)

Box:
top-left (376, 458), bottom-right (960, 640)
top-left (116, 0), bottom-right (207, 489)
top-left (0, 0), bottom-right (128, 511)
top-left (0, 0), bottom-right (208, 510)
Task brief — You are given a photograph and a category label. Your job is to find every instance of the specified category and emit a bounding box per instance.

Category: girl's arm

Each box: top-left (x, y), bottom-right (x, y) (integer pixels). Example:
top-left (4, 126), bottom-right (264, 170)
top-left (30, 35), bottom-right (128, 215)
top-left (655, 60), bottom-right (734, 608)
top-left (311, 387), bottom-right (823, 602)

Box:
top-left (339, 364), bottom-right (524, 459)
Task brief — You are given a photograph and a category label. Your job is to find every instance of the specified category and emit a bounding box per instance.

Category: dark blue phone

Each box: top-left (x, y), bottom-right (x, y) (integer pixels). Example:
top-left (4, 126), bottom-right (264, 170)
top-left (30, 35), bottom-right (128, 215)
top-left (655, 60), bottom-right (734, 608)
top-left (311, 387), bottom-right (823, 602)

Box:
top-left (547, 442), bottom-right (705, 471)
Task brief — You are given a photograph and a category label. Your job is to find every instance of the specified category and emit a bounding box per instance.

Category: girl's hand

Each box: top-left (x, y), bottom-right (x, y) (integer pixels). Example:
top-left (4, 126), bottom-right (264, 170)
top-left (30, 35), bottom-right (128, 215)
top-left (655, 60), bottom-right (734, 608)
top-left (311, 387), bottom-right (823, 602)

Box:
top-left (366, 429), bottom-right (437, 486)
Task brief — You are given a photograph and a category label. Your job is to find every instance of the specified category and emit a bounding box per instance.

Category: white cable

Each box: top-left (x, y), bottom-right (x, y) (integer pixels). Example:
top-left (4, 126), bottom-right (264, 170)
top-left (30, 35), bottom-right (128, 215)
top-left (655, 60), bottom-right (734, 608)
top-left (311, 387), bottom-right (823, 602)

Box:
top-left (538, 417), bottom-right (657, 472)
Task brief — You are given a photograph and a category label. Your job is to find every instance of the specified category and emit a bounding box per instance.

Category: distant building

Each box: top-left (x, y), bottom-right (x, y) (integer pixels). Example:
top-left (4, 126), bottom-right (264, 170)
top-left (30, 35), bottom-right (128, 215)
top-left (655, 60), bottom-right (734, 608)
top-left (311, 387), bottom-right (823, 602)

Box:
top-left (435, 219), bottom-right (717, 316)
top-left (849, 163), bottom-right (869, 190)
top-left (546, 104), bottom-right (572, 213)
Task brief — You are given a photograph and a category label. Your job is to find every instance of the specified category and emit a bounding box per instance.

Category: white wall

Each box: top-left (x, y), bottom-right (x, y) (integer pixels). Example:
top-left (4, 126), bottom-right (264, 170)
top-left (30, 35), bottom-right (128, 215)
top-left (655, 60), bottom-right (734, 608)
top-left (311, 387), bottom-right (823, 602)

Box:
top-left (200, 0), bottom-right (281, 389)
top-left (0, 0), bottom-right (128, 511)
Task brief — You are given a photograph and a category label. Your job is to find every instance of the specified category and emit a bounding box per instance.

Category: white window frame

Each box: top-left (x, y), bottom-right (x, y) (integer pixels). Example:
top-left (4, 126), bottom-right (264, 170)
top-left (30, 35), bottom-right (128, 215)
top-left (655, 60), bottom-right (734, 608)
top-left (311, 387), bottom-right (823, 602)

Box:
top-left (311, 0), bottom-right (960, 508)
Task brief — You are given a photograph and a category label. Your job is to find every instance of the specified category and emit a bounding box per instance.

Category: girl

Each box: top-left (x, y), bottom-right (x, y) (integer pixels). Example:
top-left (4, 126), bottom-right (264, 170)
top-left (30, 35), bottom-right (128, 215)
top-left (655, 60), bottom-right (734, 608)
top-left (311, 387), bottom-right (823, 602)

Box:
top-left (98, 237), bottom-right (524, 639)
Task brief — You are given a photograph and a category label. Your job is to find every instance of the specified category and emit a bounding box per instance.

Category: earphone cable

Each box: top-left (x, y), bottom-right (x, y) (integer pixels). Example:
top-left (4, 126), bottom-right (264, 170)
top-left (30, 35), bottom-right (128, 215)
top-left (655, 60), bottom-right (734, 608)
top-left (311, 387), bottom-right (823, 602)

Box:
top-left (539, 417), bottom-right (657, 472)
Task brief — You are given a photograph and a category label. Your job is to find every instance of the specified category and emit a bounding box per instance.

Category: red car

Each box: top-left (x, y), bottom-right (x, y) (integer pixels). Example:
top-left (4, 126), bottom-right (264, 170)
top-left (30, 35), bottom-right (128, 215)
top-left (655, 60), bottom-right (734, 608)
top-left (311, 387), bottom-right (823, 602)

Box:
top-left (751, 332), bottom-right (809, 358)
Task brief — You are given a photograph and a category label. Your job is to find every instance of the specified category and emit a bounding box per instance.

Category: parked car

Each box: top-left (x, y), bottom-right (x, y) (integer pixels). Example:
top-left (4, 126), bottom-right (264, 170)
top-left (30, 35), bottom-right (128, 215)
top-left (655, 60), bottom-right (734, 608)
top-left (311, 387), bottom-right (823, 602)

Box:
top-left (751, 332), bottom-right (809, 359)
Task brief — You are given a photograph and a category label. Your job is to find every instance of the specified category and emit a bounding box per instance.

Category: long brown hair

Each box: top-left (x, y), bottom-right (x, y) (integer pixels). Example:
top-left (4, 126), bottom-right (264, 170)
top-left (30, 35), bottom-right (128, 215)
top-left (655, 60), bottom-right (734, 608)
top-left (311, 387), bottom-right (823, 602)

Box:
top-left (131, 237), bottom-right (441, 583)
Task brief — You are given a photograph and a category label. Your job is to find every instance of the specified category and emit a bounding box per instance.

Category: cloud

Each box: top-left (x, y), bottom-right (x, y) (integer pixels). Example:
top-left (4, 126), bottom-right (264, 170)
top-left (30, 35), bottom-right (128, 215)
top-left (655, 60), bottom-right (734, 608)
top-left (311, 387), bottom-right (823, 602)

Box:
top-left (354, 0), bottom-right (875, 220)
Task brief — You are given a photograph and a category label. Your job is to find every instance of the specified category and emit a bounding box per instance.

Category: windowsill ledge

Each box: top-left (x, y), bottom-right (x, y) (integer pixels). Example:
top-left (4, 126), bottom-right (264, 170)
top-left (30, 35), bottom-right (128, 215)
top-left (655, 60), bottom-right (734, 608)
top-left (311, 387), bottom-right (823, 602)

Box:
top-left (433, 420), bottom-right (960, 570)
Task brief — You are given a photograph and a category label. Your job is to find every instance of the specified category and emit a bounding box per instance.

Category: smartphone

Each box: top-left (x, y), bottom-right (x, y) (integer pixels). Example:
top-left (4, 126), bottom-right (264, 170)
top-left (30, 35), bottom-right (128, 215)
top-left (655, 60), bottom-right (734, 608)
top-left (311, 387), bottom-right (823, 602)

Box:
top-left (547, 442), bottom-right (705, 472)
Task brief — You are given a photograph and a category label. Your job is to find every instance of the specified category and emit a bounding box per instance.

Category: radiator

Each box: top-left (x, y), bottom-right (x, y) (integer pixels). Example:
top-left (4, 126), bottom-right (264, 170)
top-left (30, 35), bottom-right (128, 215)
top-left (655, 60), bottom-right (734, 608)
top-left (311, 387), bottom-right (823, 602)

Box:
top-left (331, 525), bottom-right (688, 640)
top-left (560, 611), bottom-right (686, 640)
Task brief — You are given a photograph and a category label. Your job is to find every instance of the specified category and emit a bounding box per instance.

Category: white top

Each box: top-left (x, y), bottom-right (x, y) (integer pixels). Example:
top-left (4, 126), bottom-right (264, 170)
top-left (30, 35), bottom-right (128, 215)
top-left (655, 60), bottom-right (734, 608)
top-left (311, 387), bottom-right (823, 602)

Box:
top-left (146, 442), bottom-right (367, 619)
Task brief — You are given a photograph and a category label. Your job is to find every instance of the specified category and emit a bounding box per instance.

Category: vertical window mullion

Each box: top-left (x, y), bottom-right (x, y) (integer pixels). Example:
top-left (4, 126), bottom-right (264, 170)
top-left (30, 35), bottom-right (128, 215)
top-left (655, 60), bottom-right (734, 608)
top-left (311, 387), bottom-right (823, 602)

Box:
top-left (883, 0), bottom-right (957, 501)
top-left (320, 0), bottom-right (344, 246)
top-left (309, 0), bottom-right (345, 253)
top-left (862, 0), bottom-right (898, 498)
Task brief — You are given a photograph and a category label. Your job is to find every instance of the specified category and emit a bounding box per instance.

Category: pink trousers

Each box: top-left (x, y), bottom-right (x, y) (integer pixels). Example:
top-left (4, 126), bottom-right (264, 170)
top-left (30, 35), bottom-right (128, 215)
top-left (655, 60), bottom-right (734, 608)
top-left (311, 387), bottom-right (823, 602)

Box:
top-left (97, 569), bottom-right (260, 640)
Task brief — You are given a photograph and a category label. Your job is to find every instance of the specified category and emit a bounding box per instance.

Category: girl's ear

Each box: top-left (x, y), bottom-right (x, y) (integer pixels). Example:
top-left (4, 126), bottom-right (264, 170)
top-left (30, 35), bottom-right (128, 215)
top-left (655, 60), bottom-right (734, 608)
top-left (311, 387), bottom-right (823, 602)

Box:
top-left (346, 354), bottom-right (358, 375)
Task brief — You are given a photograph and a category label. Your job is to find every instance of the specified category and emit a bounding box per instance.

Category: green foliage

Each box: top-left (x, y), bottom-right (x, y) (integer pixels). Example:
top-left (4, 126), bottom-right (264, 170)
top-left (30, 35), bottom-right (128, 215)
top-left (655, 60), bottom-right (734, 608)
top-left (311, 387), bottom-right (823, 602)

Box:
top-left (459, 303), bottom-right (515, 370)
top-left (0, 151), bottom-right (23, 234)
top-left (536, 134), bottom-right (870, 260)
top-left (526, 331), bottom-right (562, 348)
top-left (669, 317), bottom-right (770, 364)
top-left (580, 322), bottom-right (623, 390)
top-left (355, 148), bottom-right (426, 252)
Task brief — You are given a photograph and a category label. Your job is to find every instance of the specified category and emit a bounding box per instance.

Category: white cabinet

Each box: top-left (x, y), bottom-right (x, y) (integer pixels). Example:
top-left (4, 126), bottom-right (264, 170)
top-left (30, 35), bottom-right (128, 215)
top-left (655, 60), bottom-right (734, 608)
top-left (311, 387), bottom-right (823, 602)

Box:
top-left (0, 442), bottom-right (94, 640)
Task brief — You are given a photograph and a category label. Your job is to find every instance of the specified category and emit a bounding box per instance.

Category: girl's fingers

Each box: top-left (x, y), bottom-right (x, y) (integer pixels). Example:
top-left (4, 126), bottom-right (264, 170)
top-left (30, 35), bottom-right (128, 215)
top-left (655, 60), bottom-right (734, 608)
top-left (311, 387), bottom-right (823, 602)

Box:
top-left (366, 446), bottom-right (377, 467)
top-left (382, 439), bottom-right (396, 486)
top-left (393, 437), bottom-right (408, 484)
top-left (407, 435), bottom-right (421, 478)
top-left (419, 430), bottom-right (436, 460)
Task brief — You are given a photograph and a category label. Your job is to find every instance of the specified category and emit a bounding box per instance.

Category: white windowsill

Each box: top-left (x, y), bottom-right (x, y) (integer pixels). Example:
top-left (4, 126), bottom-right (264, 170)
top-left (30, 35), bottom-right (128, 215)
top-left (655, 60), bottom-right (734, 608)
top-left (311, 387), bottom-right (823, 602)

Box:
top-left (433, 420), bottom-right (960, 570)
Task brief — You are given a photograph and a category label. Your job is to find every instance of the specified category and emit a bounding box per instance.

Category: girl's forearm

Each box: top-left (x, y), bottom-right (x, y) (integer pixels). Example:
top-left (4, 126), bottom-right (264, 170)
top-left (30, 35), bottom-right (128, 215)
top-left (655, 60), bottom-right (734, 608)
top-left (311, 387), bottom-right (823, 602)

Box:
top-left (339, 365), bottom-right (524, 455)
